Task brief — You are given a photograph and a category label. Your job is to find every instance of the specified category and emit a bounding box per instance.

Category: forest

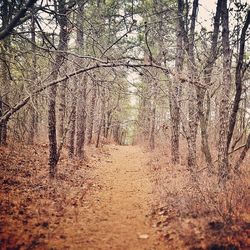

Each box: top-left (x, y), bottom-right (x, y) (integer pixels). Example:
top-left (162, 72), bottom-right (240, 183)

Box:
top-left (0, 0), bottom-right (249, 249)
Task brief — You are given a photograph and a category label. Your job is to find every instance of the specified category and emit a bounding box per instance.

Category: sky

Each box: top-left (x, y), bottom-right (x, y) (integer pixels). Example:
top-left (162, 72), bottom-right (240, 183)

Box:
top-left (199, 0), bottom-right (250, 30)
top-left (199, 0), bottom-right (217, 27)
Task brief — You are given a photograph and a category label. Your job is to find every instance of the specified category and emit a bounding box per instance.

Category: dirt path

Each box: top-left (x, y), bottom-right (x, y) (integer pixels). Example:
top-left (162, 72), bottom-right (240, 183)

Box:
top-left (1, 144), bottom-right (249, 250)
top-left (62, 145), bottom-right (164, 250)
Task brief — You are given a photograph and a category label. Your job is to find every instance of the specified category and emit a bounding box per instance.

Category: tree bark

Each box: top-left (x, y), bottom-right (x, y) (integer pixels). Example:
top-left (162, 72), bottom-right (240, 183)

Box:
top-left (75, 2), bottom-right (87, 158)
top-left (169, 0), bottom-right (184, 164)
top-left (197, 0), bottom-right (222, 169)
top-left (58, 62), bottom-right (68, 142)
top-left (0, 43), bottom-right (9, 145)
top-left (234, 133), bottom-right (250, 172)
top-left (48, 0), bottom-right (68, 177)
top-left (183, 0), bottom-right (199, 169)
top-left (75, 74), bottom-right (87, 157)
top-left (227, 10), bottom-right (250, 152)
top-left (218, 0), bottom-right (231, 183)
top-left (96, 89), bottom-right (105, 148)
top-left (87, 80), bottom-right (97, 144)
top-left (149, 82), bottom-right (157, 150)
top-left (28, 15), bottom-right (38, 144)
top-left (0, 1), bottom-right (11, 145)
top-left (67, 83), bottom-right (77, 158)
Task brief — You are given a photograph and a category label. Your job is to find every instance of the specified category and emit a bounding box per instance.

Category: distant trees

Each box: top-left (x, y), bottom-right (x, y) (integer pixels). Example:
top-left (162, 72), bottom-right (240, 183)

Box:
top-left (0, 0), bottom-right (249, 182)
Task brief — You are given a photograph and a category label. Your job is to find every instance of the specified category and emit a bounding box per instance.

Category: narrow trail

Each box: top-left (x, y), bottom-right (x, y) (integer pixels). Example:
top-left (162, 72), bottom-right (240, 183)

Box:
top-left (65, 145), bottom-right (164, 250)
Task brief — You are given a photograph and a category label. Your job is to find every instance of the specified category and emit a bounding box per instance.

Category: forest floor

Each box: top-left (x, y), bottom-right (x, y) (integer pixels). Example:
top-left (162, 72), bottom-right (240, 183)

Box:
top-left (0, 143), bottom-right (249, 249)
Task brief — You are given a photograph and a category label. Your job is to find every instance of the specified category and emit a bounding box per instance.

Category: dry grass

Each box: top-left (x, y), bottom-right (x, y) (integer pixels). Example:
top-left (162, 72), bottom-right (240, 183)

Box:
top-left (0, 140), bottom-right (249, 250)
top-left (147, 142), bottom-right (250, 250)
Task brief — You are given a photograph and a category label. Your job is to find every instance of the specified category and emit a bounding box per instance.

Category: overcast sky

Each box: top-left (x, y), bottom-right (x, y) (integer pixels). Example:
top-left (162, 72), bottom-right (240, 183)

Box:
top-left (199, 0), bottom-right (250, 30)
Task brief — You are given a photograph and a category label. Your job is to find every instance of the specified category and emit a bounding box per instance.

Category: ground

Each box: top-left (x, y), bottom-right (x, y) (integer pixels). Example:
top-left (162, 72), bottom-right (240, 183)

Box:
top-left (75, 145), bottom-right (165, 250)
top-left (0, 144), bottom-right (249, 249)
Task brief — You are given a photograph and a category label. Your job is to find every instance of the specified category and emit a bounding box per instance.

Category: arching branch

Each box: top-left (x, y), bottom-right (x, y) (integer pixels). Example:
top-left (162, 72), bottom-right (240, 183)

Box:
top-left (0, 62), bottom-right (171, 124)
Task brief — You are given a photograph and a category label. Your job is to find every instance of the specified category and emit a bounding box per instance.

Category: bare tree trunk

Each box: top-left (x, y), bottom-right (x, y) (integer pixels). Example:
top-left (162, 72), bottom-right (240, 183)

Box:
top-left (0, 39), bottom-right (10, 145)
top-left (227, 11), bottom-right (250, 151)
top-left (48, 70), bottom-right (58, 177)
top-left (105, 110), bottom-right (112, 139)
top-left (149, 82), bottom-right (157, 150)
top-left (74, 2), bottom-right (87, 158)
top-left (0, 1), bottom-right (10, 145)
top-left (87, 80), bottom-right (97, 144)
top-left (96, 91), bottom-right (105, 148)
top-left (48, 0), bottom-right (68, 177)
top-left (218, 0), bottom-right (232, 183)
top-left (67, 0), bottom-right (85, 158)
top-left (58, 63), bottom-right (68, 142)
top-left (234, 133), bottom-right (250, 172)
top-left (169, 0), bottom-right (184, 164)
top-left (75, 74), bottom-right (87, 157)
top-left (197, 0), bottom-right (222, 169)
top-left (186, 0), bottom-right (199, 169)
top-left (139, 94), bottom-right (151, 143)
top-left (113, 122), bottom-right (120, 144)
top-left (149, 105), bottom-right (156, 150)
top-left (28, 15), bottom-right (38, 144)
top-left (96, 115), bottom-right (103, 148)
top-left (197, 88), bottom-right (211, 162)
top-left (171, 0), bottom-right (199, 169)
top-left (68, 82), bottom-right (77, 158)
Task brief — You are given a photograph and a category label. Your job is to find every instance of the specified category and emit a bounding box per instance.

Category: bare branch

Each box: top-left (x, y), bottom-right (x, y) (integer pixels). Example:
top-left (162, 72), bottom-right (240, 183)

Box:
top-left (0, 0), bottom-right (38, 40)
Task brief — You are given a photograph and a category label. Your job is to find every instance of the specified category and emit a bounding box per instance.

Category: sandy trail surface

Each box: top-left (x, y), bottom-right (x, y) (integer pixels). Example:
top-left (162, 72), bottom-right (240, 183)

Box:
top-left (58, 145), bottom-right (164, 250)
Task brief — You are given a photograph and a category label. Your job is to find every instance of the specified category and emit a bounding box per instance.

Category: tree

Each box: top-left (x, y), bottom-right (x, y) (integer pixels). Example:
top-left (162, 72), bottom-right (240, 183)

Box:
top-left (169, 0), bottom-right (184, 164)
top-left (75, 1), bottom-right (87, 158)
top-left (218, 0), bottom-right (232, 183)
top-left (197, 0), bottom-right (222, 170)
top-left (48, 0), bottom-right (69, 177)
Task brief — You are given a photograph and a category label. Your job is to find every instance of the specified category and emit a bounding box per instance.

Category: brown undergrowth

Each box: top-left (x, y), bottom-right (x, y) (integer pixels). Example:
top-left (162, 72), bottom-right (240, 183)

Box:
top-left (0, 142), bottom-right (108, 249)
top-left (0, 141), bottom-right (249, 250)
top-left (148, 145), bottom-right (250, 250)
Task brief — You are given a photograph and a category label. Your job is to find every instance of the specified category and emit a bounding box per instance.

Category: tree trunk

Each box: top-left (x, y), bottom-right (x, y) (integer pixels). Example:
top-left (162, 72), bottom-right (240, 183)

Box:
top-left (96, 91), bottom-right (105, 148)
top-left (175, 0), bottom-right (199, 170)
top-left (113, 123), bottom-right (120, 144)
top-left (234, 133), bottom-right (250, 172)
top-left (105, 110), bottom-right (112, 139)
top-left (197, 0), bottom-right (222, 169)
top-left (87, 81), bottom-right (97, 144)
top-left (68, 83), bottom-right (77, 158)
top-left (0, 1), bottom-right (10, 145)
top-left (227, 11), bottom-right (250, 152)
top-left (218, 0), bottom-right (231, 183)
top-left (75, 74), bottom-right (87, 158)
top-left (149, 82), bottom-right (157, 150)
top-left (48, 0), bottom-right (68, 177)
top-left (28, 16), bottom-right (38, 144)
top-left (74, 2), bottom-right (87, 158)
top-left (0, 39), bottom-right (10, 146)
top-left (58, 63), bottom-right (68, 142)
top-left (48, 71), bottom-right (58, 177)
top-left (186, 0), bottom-right (199, 169)
top-left (169, 0), bottom-right (184, 164)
